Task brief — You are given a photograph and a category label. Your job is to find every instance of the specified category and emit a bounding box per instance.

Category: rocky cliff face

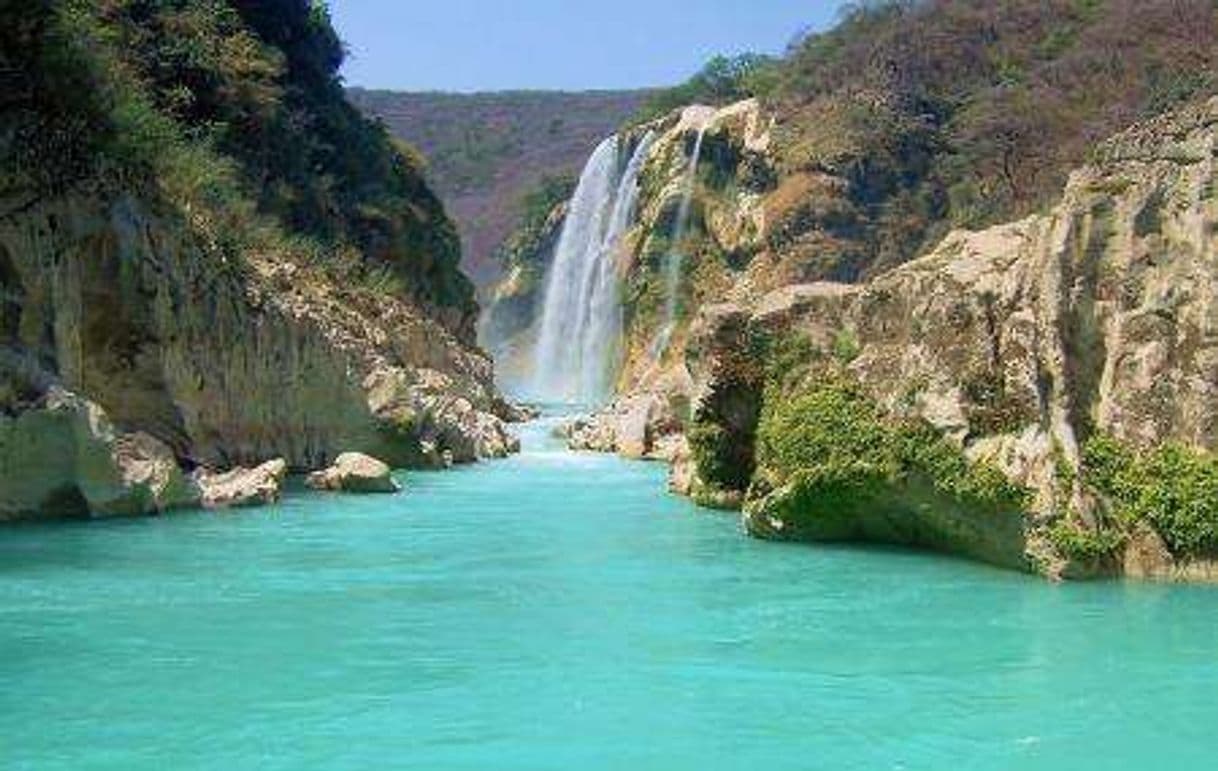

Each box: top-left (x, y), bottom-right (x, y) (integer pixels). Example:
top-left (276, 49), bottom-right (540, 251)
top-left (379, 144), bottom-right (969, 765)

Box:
top-left (0, 192), bottom-right (518, 521)
top-left (569, 95), bottom-right (1218, 580)
top-left (0, 1), bottom-right (518, 522)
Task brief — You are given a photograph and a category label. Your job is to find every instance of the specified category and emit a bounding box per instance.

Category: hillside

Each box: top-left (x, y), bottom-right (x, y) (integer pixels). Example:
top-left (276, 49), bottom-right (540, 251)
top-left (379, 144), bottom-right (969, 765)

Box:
top-left (348, 88), bottom-right (651, 290)
top-left (1, 0), bottom-right (516, 521)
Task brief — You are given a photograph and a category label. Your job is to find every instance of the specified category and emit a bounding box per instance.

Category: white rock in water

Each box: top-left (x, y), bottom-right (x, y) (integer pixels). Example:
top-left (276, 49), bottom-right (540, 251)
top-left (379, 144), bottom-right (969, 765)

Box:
top-left (195, 459), bottom-right (288, 509)
top-left (306, 452), bottom-right (400, 494)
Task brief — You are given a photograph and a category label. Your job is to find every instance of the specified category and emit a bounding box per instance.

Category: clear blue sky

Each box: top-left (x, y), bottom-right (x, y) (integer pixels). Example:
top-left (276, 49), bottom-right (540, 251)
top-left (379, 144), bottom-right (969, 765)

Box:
top-left (329, 0), bottom-right (841, 92)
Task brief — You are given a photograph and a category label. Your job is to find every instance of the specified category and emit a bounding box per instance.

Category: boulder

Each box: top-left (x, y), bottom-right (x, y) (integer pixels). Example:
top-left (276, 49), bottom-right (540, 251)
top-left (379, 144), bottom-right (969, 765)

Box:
top-left (0, 387), bottom-right (198, 520)
top-left (95, 431), bottom-right (201, 515)
top-left (615, 398), bottom-right (653, 459)
top-left (194, 459), bottom-right (287, 509)
top-left (365, 365), bottom-right (520, 465)
top-left (561, 390), bottom-right (687, 460)
top-left (562, 414), bottom-right (618, 453)
top-left (306, 452), bottom-right (400, 494)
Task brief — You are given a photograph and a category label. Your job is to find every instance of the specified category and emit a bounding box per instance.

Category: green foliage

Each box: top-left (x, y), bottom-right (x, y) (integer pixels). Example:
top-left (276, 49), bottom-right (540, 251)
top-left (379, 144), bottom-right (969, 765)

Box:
top-left (962, 370), bottom-right (1035, 436)
top-left (3, 0), bottom-right (472, 327)
top-left (755, 0), bottom-right (1218, 280)
top-left (488, 173), bottom-right (576, 307)
top-left (1050, 438), bottom-right (1077, 496)
top-left (1047, 521), bottom-right (1126, 561)
top-left (496, 174), bottom-right (576, 270)
top-left (632, 53), bottom-right (781, 124)
top-left (830, 328), bottom-right (860, 365)
top-left (1081, 434), bottom-right (1218, 557)
top-left (756, 381), bottom-right (1031, 514)
top-left (761, 330), bottom-right (818, 388)
top-left (688, 421), bottom-right (751, 490)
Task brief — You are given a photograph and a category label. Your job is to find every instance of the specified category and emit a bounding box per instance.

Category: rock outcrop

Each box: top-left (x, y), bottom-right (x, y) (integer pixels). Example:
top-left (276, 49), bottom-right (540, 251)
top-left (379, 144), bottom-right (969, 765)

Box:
top-left (0, 193), bottom-right (517, 523)
top-left (567, 92), bottom-right (1218, 580)
top-left (479, 198), bottom-right (569, 387)
top-left (0, 386), bottom-right (200, 520)
top-left (306, 452), bottom-right (400, 494)
top-left (195, 459), bottom-right (288, 509)
top-left (561, 388), bottom-right (687, 461)
top-left (680, 96), bottom-right (1218, 578)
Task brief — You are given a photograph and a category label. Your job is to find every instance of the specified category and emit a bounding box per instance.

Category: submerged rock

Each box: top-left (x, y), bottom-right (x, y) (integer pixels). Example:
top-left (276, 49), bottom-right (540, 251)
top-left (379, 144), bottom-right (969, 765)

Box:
top-left (194, 459), bottom-right (288, 509)
top-left (306, 452), bottom-right (400, 494)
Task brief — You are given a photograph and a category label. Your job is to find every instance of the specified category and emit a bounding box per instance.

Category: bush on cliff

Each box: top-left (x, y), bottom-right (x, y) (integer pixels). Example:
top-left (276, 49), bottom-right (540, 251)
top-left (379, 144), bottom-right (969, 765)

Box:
top-left (494, 173), bottom-right (576, 282)
top-left (632, 53), bottom-right (781, 124)
top-left (1082, 434), bottom-right (1218, 557)
top-left (629, 0), bottom-right (1218, 285)
top-left (773, 0), bottom-right (1218, 271)
top-left (755, 381), bottom-right (1031, 515)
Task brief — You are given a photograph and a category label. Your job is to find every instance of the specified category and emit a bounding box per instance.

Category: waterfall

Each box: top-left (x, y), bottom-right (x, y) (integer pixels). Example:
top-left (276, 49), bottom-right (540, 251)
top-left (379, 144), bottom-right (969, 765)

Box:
top-left (532, 132), bottom-right (655, 404)
top-left (652, 126), bottom-right (707, 359)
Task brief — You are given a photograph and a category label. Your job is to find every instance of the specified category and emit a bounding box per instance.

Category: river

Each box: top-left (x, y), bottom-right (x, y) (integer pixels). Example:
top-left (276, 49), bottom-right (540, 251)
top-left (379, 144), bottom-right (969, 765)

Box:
top-left (2, 415), bottom-right (1215, 769)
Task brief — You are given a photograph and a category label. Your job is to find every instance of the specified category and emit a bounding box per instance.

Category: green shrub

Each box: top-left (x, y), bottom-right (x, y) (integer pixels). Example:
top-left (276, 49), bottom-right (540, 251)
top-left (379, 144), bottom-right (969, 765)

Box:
top-left (962, 370), bottom-right (1035, 436)
top-left (688, 421), bottom-right (752, 490)
top-left (748, 0), bottom-right (1218, 288)
top-left (756, 381), bottom-right (1030, 513)
top-left (630, 53), bottom-right (781, 125)
top-left (495, 174), bottom-right (576, 272)
top-left (757, 329), bottom-right (817, 387)
top-left (6, 0), bottom-right (470, 318)
top-left (830, 328), bottom-right (860, 365)
top-left (1047, 521), bottom-right (1126, 561)
top-left (1082, 434), bottom-right (1218, 557)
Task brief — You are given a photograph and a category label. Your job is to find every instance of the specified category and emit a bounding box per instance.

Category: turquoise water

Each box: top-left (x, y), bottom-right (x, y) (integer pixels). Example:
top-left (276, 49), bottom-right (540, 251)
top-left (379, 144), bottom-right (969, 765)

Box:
top-left (2, 417), bottom-right (1217, 770)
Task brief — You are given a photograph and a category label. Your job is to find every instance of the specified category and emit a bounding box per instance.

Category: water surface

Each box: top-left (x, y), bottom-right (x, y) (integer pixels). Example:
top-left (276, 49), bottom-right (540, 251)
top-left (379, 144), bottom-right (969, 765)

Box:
top-left (2, 417), bottom-right (1215, 769)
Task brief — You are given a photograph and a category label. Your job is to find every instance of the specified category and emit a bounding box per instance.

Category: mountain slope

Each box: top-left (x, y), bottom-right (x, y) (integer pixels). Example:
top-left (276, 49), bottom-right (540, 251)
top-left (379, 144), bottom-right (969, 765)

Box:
top-left (0, 0), bottom-right (517, 521)
top-left (349, 88), bottom-right (651, 290)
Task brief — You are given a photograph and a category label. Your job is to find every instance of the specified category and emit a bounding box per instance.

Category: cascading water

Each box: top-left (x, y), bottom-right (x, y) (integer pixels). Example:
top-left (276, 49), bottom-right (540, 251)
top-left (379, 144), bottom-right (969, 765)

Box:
top-left (652, 126), bottom-right (707, 360)
top-left (532, 132), bottom-right (655, 404)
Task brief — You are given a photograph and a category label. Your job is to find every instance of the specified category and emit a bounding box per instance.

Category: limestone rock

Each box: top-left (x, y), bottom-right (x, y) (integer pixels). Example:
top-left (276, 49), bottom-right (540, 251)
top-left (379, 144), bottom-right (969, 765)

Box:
top-left (0, 386), bottom-right (197, 520)
top-left (100, 432), bottom-right (201, 515)
top-left (610, 95), bottom-right (1218, 578)
top-left (0, 187), bottom-right (519, 512)
top-left (306, 452), bottom-right (400, 494)
top-left (667, 438), bottom-right (696, 496)
top-left (365, 365), bottom-right (519, 467)
top-left (194, 459), bottom-right (287, 509)
top-left (1121, 525), bottom-right (1218, 582)
top-left (561, 390), bottom-right (686, 460)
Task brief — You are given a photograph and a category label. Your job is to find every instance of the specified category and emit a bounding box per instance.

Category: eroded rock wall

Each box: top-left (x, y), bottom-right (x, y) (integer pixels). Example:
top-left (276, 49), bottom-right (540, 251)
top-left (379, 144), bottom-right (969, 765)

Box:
top-left (0, 193), bottom-right (517, 520)
top-left (570, 94), bottom-right (1218, 579)
top-left (681, 97), bottom-right (1218, 577)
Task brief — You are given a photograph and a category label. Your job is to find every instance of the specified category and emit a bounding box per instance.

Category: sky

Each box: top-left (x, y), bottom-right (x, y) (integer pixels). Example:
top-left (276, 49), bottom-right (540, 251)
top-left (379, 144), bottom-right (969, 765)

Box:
top-left (329, 0), bottom-right (841, 92)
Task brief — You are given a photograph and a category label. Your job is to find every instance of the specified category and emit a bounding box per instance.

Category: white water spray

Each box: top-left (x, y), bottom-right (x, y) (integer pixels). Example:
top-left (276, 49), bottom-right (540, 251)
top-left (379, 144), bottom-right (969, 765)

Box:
top-left (652, 126), bottom-right (707, 359)
top-left (532, 132), bottom-right (655, 403)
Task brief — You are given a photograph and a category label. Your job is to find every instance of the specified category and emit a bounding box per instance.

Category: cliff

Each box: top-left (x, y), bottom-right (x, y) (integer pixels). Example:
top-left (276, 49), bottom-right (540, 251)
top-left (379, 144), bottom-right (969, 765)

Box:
top-left (562, 93), bottom-right (1218, 580)
top-left (0, 1), bottom-right (516, 521)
